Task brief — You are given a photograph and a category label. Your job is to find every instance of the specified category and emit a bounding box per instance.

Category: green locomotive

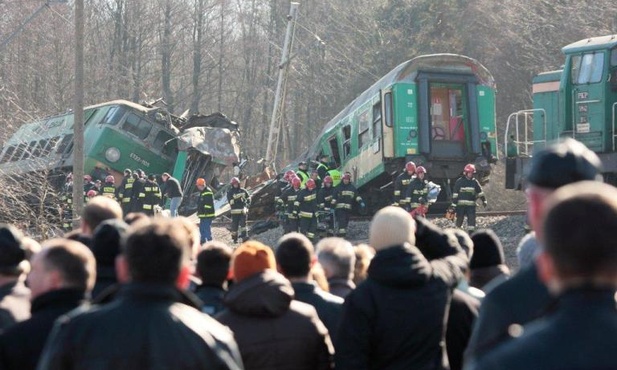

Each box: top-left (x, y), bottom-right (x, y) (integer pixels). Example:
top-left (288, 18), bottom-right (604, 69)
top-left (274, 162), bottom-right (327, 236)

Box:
top-left (506, 34), bottom-right (617, 189)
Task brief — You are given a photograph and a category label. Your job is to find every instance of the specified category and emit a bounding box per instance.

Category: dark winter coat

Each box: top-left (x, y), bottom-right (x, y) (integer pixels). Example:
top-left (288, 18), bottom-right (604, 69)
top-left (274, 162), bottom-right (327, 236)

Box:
top-left (291, 281), bottom-right (344, 343)
top-left (0, 288), bottom-right (85, 370)
top-left (216, 270), bottom-right (334, 370)
top-left (163, 176), bottom-right (183, 198)
top-left (335, 242), bottom-right (467, 370)
top-left (446, 290), bottom-right (480, 370)
top-left (37, 283), bottom-right (244, 370)
top-left (194, 284), bottom-right (226, 316)
top-left (0, 280), bottom-right (30, 331)
top-left (465, 263), bottom-right (553, 362)
top-left (468, 287), bottom-right (617, 370)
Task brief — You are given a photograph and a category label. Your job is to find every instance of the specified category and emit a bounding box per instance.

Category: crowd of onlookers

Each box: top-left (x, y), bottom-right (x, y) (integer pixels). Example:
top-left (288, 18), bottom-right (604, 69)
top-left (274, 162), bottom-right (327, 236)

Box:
top-left (0, 137), bottom-right (615, 369)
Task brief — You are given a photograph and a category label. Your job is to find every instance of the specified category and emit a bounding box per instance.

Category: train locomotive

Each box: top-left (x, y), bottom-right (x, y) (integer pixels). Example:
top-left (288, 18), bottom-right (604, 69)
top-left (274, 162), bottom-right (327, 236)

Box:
top-left (506, 34), bottom-right (617, 189)
top-left (302, 53), bottom-right (498, 211)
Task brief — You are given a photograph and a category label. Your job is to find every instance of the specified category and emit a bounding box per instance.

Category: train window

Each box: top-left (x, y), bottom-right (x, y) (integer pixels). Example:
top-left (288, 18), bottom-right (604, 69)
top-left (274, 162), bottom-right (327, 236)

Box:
top-left (358, 109), bottom-right (370, 148)
top-left (122, 113), bottom-right (152, 139)
top-left (572, 52), bottom-right (604, 85)
top-left (343, 125), bottom-right (351, 158)
top-left (384, 92), bottom-right (393, 127)
top-left (57, 134), bottom-right (73, 154)
top-left (328, 137), bottom-right (341, 167)
top-left (32, 140), bottom-right (46, 158)
top-left (611, 48), bottom-right (617, 66)
top-left (21, 141), bottom-right (37, 160)
top-left (43, 137), bottom-right (60, 156)
top-left (12, 143), bottom-right (27, 162)
top-left (101, 106), bottom-right (126, 125)
top-left (154, 131), bottom-right (177, 157)
top-left (372, 102), bottom-right (382, 139)
top-left (0, 146), bottom-right (15, 164)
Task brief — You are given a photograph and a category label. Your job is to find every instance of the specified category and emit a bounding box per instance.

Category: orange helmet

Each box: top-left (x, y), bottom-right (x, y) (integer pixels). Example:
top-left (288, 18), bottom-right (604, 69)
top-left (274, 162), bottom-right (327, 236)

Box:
top-left (291, 177), bottom-right (301, 188)
top-left (464, 164), bottom-right (476, 174)
top-left (405, 161), bottom-right (416, 173)
top-left (230, 177), bottom-right (240, 186)
top-left (196, 178), bottom-right (206, 187)
top-left (105, 175), bottom-right (115, 184)
top-left (323, 176), bottom-right (333, 185)
top-left (306, 179), bottom-right (316, 190)
top-left (342, 172), bottom-right (352, 181)
top-left (86, 190), bottom-right (97, 198)
top-left (416, 166), bottom-right (426, 175)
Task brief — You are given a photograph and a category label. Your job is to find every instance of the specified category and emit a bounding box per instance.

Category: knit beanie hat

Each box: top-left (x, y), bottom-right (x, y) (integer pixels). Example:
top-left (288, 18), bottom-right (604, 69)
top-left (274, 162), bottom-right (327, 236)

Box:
top-left (232, 241), bottom-right (276, 282)
top-left (369, 206), bottom-right (416, 251)
top-left (470, 229), bottom-right (505, 269)
top-left (92, 219), bottom-right (129, 267)
top-left (0, 224), bottom-right (26, 272)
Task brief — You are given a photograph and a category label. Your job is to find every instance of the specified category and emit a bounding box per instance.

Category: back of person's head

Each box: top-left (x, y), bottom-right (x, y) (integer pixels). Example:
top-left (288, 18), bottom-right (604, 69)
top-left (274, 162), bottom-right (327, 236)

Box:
top-left (82, 196), bottom-right (123, 235)
top-left (316, 237), bottom-right (355, 281)
top-left (232, 241), bottom-right (276, 282)
top-left (35, 239), bottom-right (96, 295)
top-left (0, 224), bottom-right (27, 277)
top-left (448, 228), bottom-right (474, 260)
top-left (470, 229), bottom-right (505, 269)
top-left (196, 241), bottom-right (232, 286)
top-left (123, 218), bottom-right (191, 285)
top-left (124, 212), bottom-right (150, 226)
top-left (541, 181), bottom-right (617, 283)
top-left (92, 219), bottom-right (129, 267)
top-left (369, 206), bottom-right (416, 251)
top-left (275, 232), bottom-right (314, 279)
top-left (353, 243), bottom-right (375, 285)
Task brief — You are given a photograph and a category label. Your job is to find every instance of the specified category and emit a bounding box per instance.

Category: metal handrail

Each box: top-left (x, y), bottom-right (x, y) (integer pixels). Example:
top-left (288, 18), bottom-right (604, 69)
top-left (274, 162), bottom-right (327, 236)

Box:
top-left (504, 109), bottom-right (547, 157)
top-left (613, 102), bottom-right (617, 151)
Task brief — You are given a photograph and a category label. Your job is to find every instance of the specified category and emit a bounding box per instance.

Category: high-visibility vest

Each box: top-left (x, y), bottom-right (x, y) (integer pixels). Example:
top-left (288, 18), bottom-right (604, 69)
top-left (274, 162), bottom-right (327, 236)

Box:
top-left (327, 169), bottom-right (342, 187)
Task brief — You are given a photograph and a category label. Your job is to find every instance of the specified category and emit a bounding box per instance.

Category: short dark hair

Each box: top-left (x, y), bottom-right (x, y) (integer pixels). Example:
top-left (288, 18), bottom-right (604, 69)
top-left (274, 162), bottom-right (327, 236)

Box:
top-left (196, 242), bottom-right (232, 285)
top-left (123, 219), bottom-right (191, 284)
top-left (41, 239), bottom-right (96, 292)
top-left (275, 232), bottom-right (313, 278)
top-left (82, 196), bottom-right (123, 233)
top-left (543, 181), bottom-right (617, 279)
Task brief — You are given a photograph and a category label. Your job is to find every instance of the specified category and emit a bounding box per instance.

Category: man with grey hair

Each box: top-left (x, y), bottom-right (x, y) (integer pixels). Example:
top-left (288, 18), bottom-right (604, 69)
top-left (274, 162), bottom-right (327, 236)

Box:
top-left (316, 237), bottom-right (356, 298)
top-left (335, 206), bottom-right (467, 369)
top-left (465, 138), bottom-right (604, 363)
top-left (0, 238), bottom-right (95, 370)
top-left (469, 181), bottom-right (617, 370)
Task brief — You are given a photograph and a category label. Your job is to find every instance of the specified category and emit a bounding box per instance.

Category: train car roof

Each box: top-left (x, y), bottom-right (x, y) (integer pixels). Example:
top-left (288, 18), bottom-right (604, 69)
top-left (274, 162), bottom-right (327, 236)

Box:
top-left (85, 99), bottom-right (155, 112)
top-left (304, 53), bottom-right (495, 157)
top-left (562, 34), bottom-right (617, 54)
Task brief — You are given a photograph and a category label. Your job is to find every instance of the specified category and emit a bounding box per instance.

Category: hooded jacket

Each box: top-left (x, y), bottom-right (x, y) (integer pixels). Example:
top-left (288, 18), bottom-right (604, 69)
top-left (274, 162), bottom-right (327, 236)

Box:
top-left (216, 270), bottom-right (334, 370)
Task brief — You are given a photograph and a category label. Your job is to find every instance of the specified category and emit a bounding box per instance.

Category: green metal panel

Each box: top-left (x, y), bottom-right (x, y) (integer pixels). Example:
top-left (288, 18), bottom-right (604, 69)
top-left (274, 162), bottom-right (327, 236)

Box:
top-left (392, 83), bottom-right (419, 157)
top-left (477, 85), bottom-right (497, 156)
top-left (172, 151), bottom-right (188, 180)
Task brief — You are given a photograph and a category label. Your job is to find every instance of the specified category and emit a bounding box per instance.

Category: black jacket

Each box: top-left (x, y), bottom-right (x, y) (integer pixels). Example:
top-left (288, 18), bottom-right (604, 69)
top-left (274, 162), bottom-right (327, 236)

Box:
top-left (0, 288), bottom-right (85, 370)
top-left (447, 290), bottom-right (480, 370)
top-left (194, 284), bottom-right (226, 316)
top-left (468, 287), bottom-right (617, 370)
top-left (335, 242), bottom-right (467, 370)
top-left (37, 283), bottom-right (244, 370)
top-left (291, 281), bottom-right (344, 343)
top-left (163, 176), bottom-right (183, 198)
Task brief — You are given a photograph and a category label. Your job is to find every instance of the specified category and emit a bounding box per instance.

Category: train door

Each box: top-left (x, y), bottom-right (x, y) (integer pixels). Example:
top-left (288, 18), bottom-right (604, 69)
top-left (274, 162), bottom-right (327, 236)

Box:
top-left (430, 84), bottom-right (467, 157)
top-left (381, 89), bottom-right (394, 158)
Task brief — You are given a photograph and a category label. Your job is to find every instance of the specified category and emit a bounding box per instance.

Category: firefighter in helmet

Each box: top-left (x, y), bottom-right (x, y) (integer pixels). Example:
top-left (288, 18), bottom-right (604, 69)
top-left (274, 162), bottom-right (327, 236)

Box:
top-left (117, 169), bottom-right (135, 215)
top-left (393, 161), bottom-right (416, 208)
top-left (331, 172), bottom-right (365, 238)
top-left (280, 176), bottom-right (301, 233)
top-left (227, 177), bottom-right (250, 243)
top-left (317, 175), bottom-right (336, 237)
top-left (102, 175), bottom-right (117, 200)
top-left (405, 166), bottom-right (429, 217)
top-left (196, 177), bottom-right (215, 243)
top-left (140, 174), bottom-right (162, 216)
top-left (294, 178), bottom-right (319, 242)
top-left (450, 163), bottom-right (487, 232)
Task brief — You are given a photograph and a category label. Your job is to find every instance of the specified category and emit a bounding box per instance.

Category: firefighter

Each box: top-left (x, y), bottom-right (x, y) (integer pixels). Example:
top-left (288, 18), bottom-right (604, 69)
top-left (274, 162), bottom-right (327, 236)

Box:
top-left (310, 169), bottom-right (322, 190)
top-left (140, 174), bottom-right (161, 216)
top-left (317, 175), bottom-right (336, 237)
top-left (327, 166), bottom-right (342, 187)
top-left (274, 170), bottom-right (295, 224)
top-left (83, 175), bottom-right (96, 203)
top-left (294, 178), bottom-right (319, 242)
top-left (60, 173), bottom-right (73, 232)
top-left (393, 161), bottom-right (415, 208)
top-left (451, 163), bottom-right (487, 232)
top-left (316, 154), bottom-right (331, 180)
top-left (196, 177), bottom-right (215, 243)
top-left (227, 177), bottom-right (250, 243)
top-left (85, 189), bottom-right (98, 203)
top-left (331, 172), bottom-right (365, 238)
top-left (279, 176), bottom-right (301, 233)
top-left (296, 161), bottom-right (310, 188)
top-left (117, 169), bottom-right (135, 215)
top-left (102, 175), bottom-right (117, 200)
top-left (130, 170), bottom-right (146, 213)
top-left (405, 166), bottom-right (429, 217)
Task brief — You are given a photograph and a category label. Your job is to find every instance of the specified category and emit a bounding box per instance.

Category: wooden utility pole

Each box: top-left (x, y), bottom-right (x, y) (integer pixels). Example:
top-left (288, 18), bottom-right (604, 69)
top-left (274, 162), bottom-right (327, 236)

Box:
top-left (264, 2), bottom-right (299, 171)
top-left (72, 0), bottom-right (85, 228)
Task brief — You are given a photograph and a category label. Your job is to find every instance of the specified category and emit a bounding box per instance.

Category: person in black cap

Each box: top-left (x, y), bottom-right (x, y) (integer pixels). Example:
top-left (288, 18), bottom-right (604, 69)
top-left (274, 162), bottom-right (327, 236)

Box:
top-left (0, 224), bottom-right (30, 330)
top-left (465, 138), bottom-right (603, 364)
top-left (90, 219), bottom-right (129, 299)
top-left (469, 229), bottom-right (510, 291)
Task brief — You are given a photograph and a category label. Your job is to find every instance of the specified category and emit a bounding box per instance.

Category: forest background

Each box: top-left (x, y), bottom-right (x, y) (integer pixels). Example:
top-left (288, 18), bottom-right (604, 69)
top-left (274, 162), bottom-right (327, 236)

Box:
top-left (0, 0), bottom-right (616, 230)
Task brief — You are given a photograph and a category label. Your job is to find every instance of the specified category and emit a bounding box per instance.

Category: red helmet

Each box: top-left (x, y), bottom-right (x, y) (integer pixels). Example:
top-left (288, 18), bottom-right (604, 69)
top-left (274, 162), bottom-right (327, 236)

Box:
top-left (230, 177), bottom-right (240, 186)
top-left (464, 164), bottom-right (476, 174)
top-left (306, 179), bottom-right (316, 190)
top-left (405, 161), bottom-right (416, 173)
top-left (342, 172), bottom-right (352, 181)
top-left (196, 178), bottom-right (206, 187)
top-left (86, 190), bottom-right (97, 197)
top-left (323, 176), bottom-right (333, 185)
top-left (284, 170), bottom-right (295, 181)
top-left (416, 166), bottom-right (426, 175)
top-left (291, 177), bottom-right (301, 188)
top-left (105, 175), bottom-right (115, 184)
top-left (83, 175), bottom-right (92, 182)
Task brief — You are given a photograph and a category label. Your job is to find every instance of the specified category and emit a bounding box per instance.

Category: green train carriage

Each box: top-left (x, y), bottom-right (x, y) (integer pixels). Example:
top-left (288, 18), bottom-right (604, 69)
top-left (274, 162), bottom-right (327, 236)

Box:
top-left (506, 34), bottom-right (617, 189)
top-left (303, 54), bottom-right (498, 210)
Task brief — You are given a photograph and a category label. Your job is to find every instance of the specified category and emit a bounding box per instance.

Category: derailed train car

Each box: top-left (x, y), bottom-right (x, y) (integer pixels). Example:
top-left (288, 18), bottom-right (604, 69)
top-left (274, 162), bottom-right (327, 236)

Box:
top-left (250, 53), bottom-right (498, 217)
top-left (0, 99), bottom-right (240, 218)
